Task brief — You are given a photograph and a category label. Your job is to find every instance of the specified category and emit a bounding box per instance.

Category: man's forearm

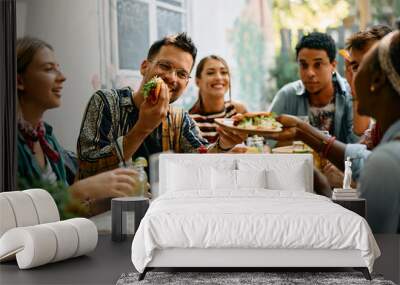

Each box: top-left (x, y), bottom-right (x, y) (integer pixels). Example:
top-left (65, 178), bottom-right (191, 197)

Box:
top-left (123, 125), bottom-right (151, 161)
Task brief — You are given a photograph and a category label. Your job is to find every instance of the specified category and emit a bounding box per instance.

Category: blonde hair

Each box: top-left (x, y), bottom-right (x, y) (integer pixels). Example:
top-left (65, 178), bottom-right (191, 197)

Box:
top-left (17, 37), bottom-right (53, 74)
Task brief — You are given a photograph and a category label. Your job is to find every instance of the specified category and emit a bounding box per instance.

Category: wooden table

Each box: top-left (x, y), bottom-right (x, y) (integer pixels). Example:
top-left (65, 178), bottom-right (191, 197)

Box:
top-left (332, 198), bottom-right (366, 218)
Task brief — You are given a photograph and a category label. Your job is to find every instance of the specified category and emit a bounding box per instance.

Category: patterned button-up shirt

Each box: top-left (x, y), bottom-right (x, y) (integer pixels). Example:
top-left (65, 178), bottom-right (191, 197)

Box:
top-left (77, 87), bottom-right (225, 179)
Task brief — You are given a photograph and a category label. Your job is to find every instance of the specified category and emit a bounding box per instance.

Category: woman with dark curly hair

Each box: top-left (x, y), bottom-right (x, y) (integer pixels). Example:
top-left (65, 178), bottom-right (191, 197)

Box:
top-left (266, 29), bottom-right (400, 233)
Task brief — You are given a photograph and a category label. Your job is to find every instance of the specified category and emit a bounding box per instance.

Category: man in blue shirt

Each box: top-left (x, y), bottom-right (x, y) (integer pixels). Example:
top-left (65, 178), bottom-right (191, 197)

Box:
top-left (266, 30), bottom-right (400, 233)
top-left (269, 32), bottom-right (358, 143)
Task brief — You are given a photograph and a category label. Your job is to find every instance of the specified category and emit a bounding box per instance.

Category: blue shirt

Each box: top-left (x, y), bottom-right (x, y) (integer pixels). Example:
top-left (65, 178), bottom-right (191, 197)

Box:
top-left (358, 119), bottom-right (400, 233)
top-left (269, 73), bottom-right (358, 143)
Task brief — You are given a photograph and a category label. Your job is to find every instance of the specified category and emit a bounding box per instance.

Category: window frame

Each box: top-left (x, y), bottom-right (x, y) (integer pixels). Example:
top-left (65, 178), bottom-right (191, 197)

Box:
top-left (99, 0), bottom-right (191, 89)
top-left (1, 0), bottom-right (17, 191)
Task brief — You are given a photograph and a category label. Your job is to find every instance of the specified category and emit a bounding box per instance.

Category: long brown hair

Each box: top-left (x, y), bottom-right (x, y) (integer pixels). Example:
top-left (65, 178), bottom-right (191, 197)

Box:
top-left (191, 55), bottom-right (232, 113)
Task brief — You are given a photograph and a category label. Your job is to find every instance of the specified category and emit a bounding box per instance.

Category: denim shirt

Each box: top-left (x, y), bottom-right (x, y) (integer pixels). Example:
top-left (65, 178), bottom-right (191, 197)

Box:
top-left (357, 119), bottom-right (400, 233)
top-left (269, 73), bottom-right (358, 143)
top-left (345, 120), bottom-right (400, 181)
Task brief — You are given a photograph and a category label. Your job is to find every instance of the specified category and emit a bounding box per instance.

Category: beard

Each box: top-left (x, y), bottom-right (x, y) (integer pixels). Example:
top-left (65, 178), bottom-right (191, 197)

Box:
top-left (168, 91), bottom-right (180, 103)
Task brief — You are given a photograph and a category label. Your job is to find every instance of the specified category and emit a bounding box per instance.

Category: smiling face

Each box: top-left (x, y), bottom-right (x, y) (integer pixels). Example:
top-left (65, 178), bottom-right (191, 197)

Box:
top-left (17, 47), bottom-right (66, 112)
top-left (297, 48), bottom-right (336, 95)
top-left (196, 58), bottom-right (230, 100)
top-left (140, 45), bottom-right (193, 103)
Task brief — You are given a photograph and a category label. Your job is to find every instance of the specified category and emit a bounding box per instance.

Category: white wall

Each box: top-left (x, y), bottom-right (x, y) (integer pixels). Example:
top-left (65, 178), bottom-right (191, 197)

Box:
top-left (179, 0), bottom-right (274, 109)
top-left (17, 0), bottom-right (101, 151)
top-left (190, 0), bottom-right (246, 102)
top-left (16, 1), bottom-right (27, 36)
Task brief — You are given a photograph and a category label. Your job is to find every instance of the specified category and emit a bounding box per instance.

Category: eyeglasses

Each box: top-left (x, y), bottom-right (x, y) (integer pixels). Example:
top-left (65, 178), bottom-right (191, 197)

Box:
top-left (152, 60), bottom-right (191, 81)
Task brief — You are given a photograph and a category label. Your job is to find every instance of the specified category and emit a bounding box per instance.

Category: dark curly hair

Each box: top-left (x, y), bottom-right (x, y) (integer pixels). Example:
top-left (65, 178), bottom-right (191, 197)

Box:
top-left (295, 32), bottom-right (336, 63)
top-left (368, 30), bottom-right (400, 96)
top-left (147, 32), bottom-right (197, 69)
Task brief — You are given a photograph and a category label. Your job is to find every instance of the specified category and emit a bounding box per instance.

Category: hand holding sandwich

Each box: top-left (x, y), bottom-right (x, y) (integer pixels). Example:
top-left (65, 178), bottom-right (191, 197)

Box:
top-left (123, 77), bottom-right (170, 161)
top-left (136, 76), bottom-right (170, 134)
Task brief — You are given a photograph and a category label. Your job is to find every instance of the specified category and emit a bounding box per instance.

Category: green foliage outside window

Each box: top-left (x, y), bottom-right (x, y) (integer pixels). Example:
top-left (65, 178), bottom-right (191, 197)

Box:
top-left (231, 19), bottom-right (268, 111)
top-left (268, 51), bottom-right (298, 103)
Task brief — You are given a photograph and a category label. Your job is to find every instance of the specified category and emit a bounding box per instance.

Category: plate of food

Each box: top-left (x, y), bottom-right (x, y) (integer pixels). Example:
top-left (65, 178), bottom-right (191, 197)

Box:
top-left (214, 112), bottom-right (283, 135)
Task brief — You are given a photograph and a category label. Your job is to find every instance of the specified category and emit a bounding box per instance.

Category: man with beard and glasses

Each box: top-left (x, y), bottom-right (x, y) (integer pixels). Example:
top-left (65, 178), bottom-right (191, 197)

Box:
top-left (77, 33), bottom-right (246, 179)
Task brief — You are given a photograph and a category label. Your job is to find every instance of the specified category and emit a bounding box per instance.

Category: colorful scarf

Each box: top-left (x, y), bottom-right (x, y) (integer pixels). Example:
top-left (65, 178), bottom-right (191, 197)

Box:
top-left (18, 119), bottom-right (60, 163)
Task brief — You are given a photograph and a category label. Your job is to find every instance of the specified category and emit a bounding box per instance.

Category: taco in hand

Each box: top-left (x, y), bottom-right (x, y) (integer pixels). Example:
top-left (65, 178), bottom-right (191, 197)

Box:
top-left (143, 76), bottom-right (163, 104)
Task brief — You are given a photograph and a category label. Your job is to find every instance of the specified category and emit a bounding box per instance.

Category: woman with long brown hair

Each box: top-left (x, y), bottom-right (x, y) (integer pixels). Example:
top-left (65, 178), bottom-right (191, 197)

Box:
top-left (189, 55), bottom-right (247, 143)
